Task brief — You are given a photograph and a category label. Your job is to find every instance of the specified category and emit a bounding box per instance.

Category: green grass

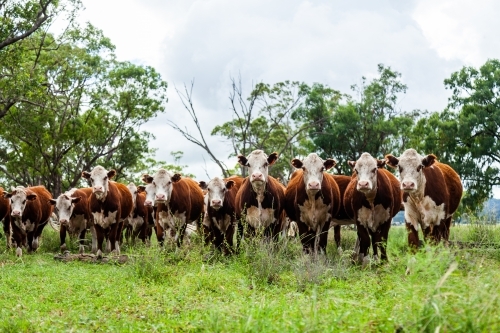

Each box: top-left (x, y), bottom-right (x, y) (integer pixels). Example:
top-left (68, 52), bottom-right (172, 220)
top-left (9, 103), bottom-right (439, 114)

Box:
top-left (0, 223), bottom-right (499, 332)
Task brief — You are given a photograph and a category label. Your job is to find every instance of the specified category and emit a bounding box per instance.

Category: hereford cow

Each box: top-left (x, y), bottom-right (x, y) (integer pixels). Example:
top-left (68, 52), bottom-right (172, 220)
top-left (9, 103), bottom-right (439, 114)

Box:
top-left (330, 175), bottom-right (356, 251)
top-left (235, 150), bottom-right (286, 241)
top-left (385, 149), bottom-right (463, 247)
top-left (345, 153), bottom-right (402, 265)
top-left (285, 153), bottom-right (341, 254)
top-left (198, 175), bottom-right (244, 254)
top-left (81, 166), bottom-right (133, 257)
top-left (0, 187), bottom-right (11, 248)
top-left (3, 186), bottom-right (53, 257)
top-left (49, 187), bottom-right (96, 254)
top-left (123, 183), bottom-right (154, 244)
top-left (141, 169), bottom-right (204, 247)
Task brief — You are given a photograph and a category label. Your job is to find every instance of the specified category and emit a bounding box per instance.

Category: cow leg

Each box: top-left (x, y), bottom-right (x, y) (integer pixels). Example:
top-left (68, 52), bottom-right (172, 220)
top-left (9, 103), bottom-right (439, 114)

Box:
top-left (27, 231), bottom-right (35, 253)
top-left (370, 229), bottom-right (379, 262)
top-left (95, 225), bottom-right (105, 258)
top-left (356, 223), bottom-right (371, 266)
top-left (138, 221), bottom-right (147, 244)
top-left (296, 221), bottom-right (313, 254)
top-left (3, 216), bottom-right (12, 249)
top-left (406, 222), bottom-right (420, 250)
top-left (109, 222), bottom-right (121, 255)
top-left (318, 222), bottom-right (329, 255)
top-left (333, 225), bottom-right (341, 251)
top-left (235, 222), bottom-right (244, 252)
top-left (12, 225), bottom-right (23, 257)
top-left (223, 224), bottom-right (235, 255)
top-left (177, 223), bottom-right (188, 248)
top-left (60, 224), bottom-right (68, 253)
top-left (378, 221), bottom-right (391, 261)
top-left (89, 226), bottom-right (97, 254)
top-left (32, 221), bottom-right (48, 252)
top-left (156, 222), bottom-right (165, 247)
top-left (78, 228), bottom-right (86, 254)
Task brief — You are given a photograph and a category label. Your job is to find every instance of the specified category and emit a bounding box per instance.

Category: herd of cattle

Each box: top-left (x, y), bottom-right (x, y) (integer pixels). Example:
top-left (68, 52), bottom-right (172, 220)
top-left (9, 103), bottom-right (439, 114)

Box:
top-left (0, 148), bottom-right (463, 265)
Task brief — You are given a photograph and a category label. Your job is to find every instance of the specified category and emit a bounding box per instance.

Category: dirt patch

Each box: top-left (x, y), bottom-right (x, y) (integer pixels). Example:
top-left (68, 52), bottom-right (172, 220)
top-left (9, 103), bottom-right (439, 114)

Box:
top-left (53, 251), bottom-right (129, 264)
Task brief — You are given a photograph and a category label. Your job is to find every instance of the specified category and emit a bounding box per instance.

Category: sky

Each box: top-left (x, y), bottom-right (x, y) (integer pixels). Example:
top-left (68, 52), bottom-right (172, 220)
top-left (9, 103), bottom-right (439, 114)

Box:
top-left (72, 0), bottom-right (500, 197)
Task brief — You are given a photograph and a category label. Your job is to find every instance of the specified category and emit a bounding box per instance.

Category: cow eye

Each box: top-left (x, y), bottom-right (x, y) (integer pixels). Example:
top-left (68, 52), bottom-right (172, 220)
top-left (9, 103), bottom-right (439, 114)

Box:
top-left (372, 168), bottom-right (376, 173)
top-left (247, 163), bottom-right (251, 167)
top-left (22, 200), bottom-right (26, 204)
top-left (321, 167), bottom-right (325, 172)
top-left (264, 162), bottom-right (268, 167)
top-left (104, 176), bottom-right (108, 180)
top-left (398, 166), bottom-right (403, 172)
top-left (90, 178), bottom-right (94, 182)
top-left (168, 181), bottom-right (172, 185)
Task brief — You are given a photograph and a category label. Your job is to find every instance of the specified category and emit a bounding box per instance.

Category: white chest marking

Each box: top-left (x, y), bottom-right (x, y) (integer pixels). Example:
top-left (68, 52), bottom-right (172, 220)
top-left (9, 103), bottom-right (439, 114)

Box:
top-left (128, 216), bottom-right (145, 231)
top-left (158, 210), bottom-right (187, 232)
top-left (25, 219), bottom-right (35, 232)
top-left (211, 215), bottom-right (232, 234)
top-left (67, 214), bottom-right (87, 237)
top-left (298, 197), bottom-right (331, 232)
top-left (404, 195), bottom-right (446, 230)
top-left (357, 204), bottom-right (390, 233)
top-left (92, 210), bottom-right (118, 229)
top-left (246, 206), bottom-right (275, 229)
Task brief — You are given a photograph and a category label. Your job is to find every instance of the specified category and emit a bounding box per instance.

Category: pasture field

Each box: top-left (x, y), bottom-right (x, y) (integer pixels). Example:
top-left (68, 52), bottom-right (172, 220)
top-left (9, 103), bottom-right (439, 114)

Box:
top-left (0, 223), bottom-right (499, 333)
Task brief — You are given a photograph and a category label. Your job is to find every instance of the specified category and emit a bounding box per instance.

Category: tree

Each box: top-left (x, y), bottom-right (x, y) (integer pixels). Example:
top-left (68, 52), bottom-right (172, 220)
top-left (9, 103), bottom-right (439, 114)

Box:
top-left (296, 64), bottom-right (415, 175)
top-left (0, 24), bottom-right (168, 196)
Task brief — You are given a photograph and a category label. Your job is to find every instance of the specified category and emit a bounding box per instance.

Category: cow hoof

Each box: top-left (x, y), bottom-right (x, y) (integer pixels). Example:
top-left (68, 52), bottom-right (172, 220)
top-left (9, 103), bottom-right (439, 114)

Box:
top-left (32, 238), bottom-right (39, 251)
top-left (337, 247), bottom-right (343, 256)
top-left (96, 250), bottom-right (103, 259)
top-left (361, 255), bottom-right (371, 268)
top-left (60, 244), bottom-right (67, 253)
top-left (16, 247), bottom-right (22, 257)
top-left (405, 256), bottom-right (417, 275)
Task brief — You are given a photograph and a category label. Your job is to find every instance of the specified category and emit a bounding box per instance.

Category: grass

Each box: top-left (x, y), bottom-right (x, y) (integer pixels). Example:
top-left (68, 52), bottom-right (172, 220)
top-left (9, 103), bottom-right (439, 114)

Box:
top-left (0, 222), bottom-right (499, 332)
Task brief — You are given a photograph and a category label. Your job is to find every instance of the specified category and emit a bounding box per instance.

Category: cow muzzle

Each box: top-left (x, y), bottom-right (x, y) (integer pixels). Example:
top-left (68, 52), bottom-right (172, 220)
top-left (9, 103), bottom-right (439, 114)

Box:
top-left (402, 181), bottom-right (416, 191)
top-left (144, 200), bottom-right (153, 207)
top-left (251, 173), bottom-right (264, 182)
top-left (357, 180), bottom-right (371, 191)
top-left (307, 181), bottom-right (321, 191)
top-left (211, 200), bottom-right (222, 210)
top-left (11, 210), bottom-right (21, 217)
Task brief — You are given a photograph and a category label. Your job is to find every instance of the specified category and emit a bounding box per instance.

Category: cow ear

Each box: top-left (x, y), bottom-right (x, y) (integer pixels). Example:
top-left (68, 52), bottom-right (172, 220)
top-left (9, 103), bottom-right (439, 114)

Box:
top-left (291, 159), bottom-right (303, 169)
top-left (422, 154), bottom-right (437, 168)
top-left (385, 154), bottom-right (399, 168)
top-left (376, 159), bottom-right (386, 168)
top-left (172, 174), bottom-right (182, 183)
top-left (198, 181), bottom-right (207, 190)
top-left (324, 159), bottom-right (336, 170)
top-left (225, 180), bottom-right (235, 190)
top-left (49, 199), bottom-right (57, 205)
top-left (71, 196), bottom-right (82, 204)
top-left (268, 152), bottom-right (278, 166)
top-left (82, 171), bottom-right (91, 179)
top-left (107, 169), bottom-right (116, 179)
top-left (4, 191), bottom-right (12, 199)
top-left (142, 174), bottom-right (153, 184)
top-left (27, 194), bottom-right (37, 201)
top-left (137, 185), bottom-right (146, 193)
top-left (237, 154), bottom-right (248, 166)
top-left (347, 160), bottom-right (356, 169)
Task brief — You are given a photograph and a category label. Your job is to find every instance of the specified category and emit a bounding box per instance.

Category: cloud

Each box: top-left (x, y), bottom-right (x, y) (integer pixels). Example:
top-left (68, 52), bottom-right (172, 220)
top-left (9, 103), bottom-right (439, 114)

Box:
top-left (77, 0), bottom-right (500, 198)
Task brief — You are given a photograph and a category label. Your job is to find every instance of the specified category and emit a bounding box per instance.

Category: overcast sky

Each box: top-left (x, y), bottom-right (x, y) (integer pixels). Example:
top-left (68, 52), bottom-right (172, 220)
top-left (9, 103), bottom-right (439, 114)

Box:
top-left (75, 0), bottom-right (500, 197)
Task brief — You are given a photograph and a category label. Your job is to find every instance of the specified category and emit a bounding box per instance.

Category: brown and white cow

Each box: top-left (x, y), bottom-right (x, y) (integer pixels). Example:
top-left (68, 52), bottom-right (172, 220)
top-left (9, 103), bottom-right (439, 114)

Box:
top-left (0, 187), bottom-right (12, 249)
top-left (3, 186), bottom-right (53, 257)
top-left (199, 175), bottom-right (244, 254)
top-left (385, 149), bottom-right (463, 247)
top-left (235, 150), bottom-right (286, 240)
top-left (81, 166), bottom-right (133, 257)
top-left (49, 187), bottom-right (96, 254)
top-left (285, 153), bottom-right (341, 254)
top-left (123, 183), bottom-right (154, 244)
top-left (141, 169), bottom-right (204, 247)
top-left (345, 153), bottom-right (402, 265)
top-left (330, 175), bottom-right (356, 251)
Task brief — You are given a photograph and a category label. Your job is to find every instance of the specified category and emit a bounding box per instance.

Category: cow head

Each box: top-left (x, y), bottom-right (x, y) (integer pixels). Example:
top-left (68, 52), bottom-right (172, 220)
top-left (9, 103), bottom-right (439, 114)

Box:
top-left (291, 153), bottom-right (335, 193)
top-left (49, 189), bottom-right (82, 226)
top-left (4, 186), bottom-right (37, 219)
top-left (203, 177), bottom-right (235, 210)
top-left (127, 182), bottom-right (138, 209)
top-left (142, 169), bottom-right (181, 205)
top-left (385, 148), bottom-right (436, 193)
top-left (238, 150), bottom-right (278, 191)
top-left (137, 184), bottom-right (155, 207)
top-left (348, 153), bottom-right (385, 193)
top-left (81, 166), bottom-right (116, 201)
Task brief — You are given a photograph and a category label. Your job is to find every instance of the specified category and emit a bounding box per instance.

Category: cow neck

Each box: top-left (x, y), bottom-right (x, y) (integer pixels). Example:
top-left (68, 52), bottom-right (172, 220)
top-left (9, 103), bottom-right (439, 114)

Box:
top-left (95, 190), bottom-right (108, 202)
top-left (251, 181), bottom-right (267, 205)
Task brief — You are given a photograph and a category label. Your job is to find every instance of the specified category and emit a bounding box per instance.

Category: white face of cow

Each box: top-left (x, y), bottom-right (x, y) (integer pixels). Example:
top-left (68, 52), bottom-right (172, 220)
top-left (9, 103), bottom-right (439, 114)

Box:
top-left (138, 184), bottom-right (156, 207)
top-left (238, 150), bottom-right (278, 188)
top-left (49, 189), bottom-right (81, 226)
top-left (204, 177), bottom-right (234, 210)
top-left (348, 153), bottom-right (381, 193)
top-left (142, 169), bottom-right (181, 205)
top-left (386, 149), bottom-right (436, 193)
top-left (127, 183), bottom-right (138, 208)
top-left (291, 153), bottom-right (335, 193)
top-left (6, 186), bottom-right (37, 218)
top-left (81, 166), bottom-right (116, 200)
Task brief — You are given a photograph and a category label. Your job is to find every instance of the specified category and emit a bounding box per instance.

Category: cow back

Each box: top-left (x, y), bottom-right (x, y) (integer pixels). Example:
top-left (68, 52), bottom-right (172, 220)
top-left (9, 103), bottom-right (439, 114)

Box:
top-left (71, 188), bottom-right (92, 220)
top-left (29, 186), bottom-right (53, 224)
top-left (80, 187), bottom-right (94, 199)
top-left (435, 162), bottom-right (463, 215)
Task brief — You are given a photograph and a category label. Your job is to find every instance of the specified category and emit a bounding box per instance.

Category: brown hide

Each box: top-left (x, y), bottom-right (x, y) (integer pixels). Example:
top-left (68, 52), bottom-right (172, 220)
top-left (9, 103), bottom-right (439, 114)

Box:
top-left (155, 177), bottom-right (204, 246)
top-left (345, 168), bottom-right (402, 261)
top-left (284, 170), bottom-right (340, 253)
top-left (0, 187), bottom-right (11, 248)
top-left (58, 188), bottom-right (93, 253)
top-left (8, 186), bottom-right (53, 254)
top-left (235, 175), bottom-right (285, 237)
top-left (404, 161), bottom-right (463, 246)
top-left (204, 176), bottom-right (244, 252)
top-left (331, 175), bottom-right (356, 249)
